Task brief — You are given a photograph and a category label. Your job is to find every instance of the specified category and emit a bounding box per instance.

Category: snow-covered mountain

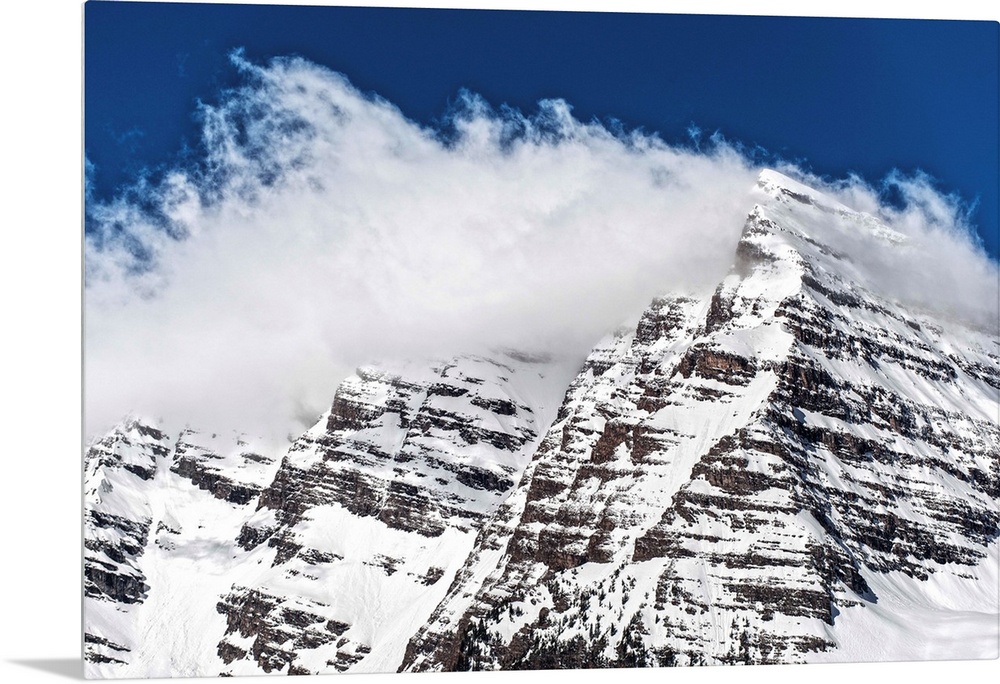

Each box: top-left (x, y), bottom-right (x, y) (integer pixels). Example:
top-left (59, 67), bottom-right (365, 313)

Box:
top-left (402, 170), bottom-right (999, 669)
top-left (84, 170), bottom-right (999, 677)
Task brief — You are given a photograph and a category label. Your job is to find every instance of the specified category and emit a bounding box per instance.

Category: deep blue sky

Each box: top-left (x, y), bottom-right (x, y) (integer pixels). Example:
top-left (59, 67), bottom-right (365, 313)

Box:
top-left (84, 2), bottom-right (999, 259)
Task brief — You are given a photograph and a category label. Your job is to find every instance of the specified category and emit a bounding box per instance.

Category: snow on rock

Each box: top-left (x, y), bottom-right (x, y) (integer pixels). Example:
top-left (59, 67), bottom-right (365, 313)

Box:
top-left (83, 419), bottom-right (286, 676)
top-left (84, 170), bottom-right (999, 677)
top-left (214, 352), bottom-right (576, 676)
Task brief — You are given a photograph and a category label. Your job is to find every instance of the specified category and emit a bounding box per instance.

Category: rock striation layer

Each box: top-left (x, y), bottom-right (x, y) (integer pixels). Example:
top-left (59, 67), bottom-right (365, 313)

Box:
top-left (214, 353), bottom-right (567, 676)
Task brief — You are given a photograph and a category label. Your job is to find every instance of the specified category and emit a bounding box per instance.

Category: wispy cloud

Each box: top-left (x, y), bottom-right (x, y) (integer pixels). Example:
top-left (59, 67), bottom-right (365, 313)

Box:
top-left (784, 165), bottom-right (997, 331)
top-left (84, 54), bottom-right (998, 443)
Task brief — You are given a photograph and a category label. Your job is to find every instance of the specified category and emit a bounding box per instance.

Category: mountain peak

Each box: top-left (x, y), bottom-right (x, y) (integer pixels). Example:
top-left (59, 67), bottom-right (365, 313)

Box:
top-left (754, 168), bottom-right (841, 211)
top-left (753, 169), bottom-right (907, 247)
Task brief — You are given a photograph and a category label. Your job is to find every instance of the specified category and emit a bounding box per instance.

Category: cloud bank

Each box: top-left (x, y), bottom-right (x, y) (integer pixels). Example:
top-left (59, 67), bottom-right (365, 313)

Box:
top-left (84, 54), bottom-right (998, 442)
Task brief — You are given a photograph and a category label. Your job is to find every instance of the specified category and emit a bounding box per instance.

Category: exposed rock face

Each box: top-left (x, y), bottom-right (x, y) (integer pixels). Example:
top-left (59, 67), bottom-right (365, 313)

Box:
top-left (215, 352), bottom-right (569, 675)
top-left (170, 429), bottom-right (277, 505)
top-left (400, 170), bottom-right (999, 671)
top-left (257, 358), bottom-right (547, 535)
top-left (84, 170), bottom-right (999, 678)
top-left (83, 419), bottom-right (170, 665)
top-left (84, 419), bottom-right (170, 608)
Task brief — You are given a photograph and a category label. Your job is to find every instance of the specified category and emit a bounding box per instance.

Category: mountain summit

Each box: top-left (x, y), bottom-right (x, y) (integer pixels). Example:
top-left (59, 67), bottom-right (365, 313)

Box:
top-left (84, 171), bottom-right (999, 676)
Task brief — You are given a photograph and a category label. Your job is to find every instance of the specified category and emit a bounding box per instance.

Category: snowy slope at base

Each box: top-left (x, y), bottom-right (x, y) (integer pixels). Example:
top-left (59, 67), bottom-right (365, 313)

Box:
top-left (814, 540), bottom-right (999, 662)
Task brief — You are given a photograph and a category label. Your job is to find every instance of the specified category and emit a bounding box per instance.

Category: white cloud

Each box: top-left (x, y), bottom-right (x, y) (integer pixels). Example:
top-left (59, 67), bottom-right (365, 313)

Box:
top-left (84, 55), bottom-right (998, 443)
top-left (775, 164), bottom-right (998, 332)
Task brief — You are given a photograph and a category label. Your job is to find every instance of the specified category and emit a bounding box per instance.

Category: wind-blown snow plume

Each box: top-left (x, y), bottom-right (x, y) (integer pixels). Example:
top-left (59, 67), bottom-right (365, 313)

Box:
top-left (84, 53), bottom-right (998, 442)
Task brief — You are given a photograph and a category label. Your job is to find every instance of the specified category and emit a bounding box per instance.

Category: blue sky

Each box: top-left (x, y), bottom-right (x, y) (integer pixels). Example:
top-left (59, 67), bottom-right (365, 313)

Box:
top-left (81, 2), bottom-right (999, 440)
top-left (85, 2), bottom-right (999, 257)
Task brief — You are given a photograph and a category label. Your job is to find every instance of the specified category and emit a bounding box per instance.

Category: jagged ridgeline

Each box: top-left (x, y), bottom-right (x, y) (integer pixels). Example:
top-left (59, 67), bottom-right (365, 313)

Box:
top-left (84, 171), bottom-right (999, 677)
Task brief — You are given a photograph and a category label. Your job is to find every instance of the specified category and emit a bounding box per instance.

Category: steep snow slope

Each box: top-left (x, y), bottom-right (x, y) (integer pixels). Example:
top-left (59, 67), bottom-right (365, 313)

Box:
top-left (401, 170), bottom-right (999, 670)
